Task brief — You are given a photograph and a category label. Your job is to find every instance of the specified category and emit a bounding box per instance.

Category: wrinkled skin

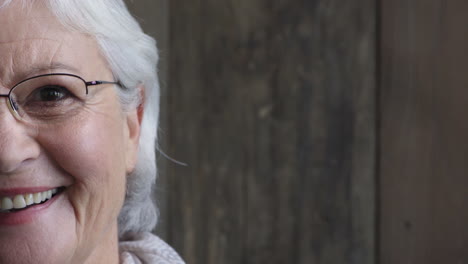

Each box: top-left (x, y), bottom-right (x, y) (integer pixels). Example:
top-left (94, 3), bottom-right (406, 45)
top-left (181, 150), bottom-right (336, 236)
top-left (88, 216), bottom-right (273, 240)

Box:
top-left (0, 1), bottom-right (141, 263)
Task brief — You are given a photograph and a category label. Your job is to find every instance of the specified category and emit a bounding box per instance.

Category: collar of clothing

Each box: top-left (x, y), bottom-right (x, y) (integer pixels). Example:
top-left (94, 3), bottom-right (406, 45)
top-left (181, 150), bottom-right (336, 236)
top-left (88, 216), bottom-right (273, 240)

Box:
top-left (119, 232), bottom-right (185, 264)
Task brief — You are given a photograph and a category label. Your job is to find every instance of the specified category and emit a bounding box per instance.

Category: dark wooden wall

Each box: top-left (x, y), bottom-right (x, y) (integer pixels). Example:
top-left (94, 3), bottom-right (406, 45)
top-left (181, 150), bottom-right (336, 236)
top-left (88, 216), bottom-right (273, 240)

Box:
top-left (163, 0), bottom-right (375, 264)
top-left (380, 0), bottom-right (468, 263)
top-left (125, 0), bottom-right (468, 263)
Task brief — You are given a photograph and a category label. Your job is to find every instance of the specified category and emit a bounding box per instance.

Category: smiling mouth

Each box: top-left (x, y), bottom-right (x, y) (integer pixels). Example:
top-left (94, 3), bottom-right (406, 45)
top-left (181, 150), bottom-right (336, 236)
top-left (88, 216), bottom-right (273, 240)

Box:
top-left (0, 187), bottom-right (66, 213)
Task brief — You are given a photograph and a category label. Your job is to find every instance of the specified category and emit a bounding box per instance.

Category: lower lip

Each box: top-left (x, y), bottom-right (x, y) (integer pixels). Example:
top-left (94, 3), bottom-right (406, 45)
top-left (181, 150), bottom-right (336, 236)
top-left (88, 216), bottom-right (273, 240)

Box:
top-left (0, 192), bottom-right (62, 226)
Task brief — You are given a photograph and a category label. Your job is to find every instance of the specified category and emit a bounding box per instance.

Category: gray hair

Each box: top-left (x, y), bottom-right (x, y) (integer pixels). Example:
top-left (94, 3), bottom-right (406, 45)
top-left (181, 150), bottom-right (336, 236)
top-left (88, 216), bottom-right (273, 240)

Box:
top-left (1, 0), bottom-right (160, 237)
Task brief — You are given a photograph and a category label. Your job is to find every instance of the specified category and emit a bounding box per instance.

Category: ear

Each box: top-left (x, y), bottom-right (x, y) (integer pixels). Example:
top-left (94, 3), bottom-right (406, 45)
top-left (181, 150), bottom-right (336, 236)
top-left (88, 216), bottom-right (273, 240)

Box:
top-left (125, 86), bottom-right (145, 174)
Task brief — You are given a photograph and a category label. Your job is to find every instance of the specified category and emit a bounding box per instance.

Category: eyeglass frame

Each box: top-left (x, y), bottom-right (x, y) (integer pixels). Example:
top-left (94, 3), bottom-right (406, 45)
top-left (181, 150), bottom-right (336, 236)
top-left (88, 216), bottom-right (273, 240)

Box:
top-left (0, 72), bottom-right (120, 122)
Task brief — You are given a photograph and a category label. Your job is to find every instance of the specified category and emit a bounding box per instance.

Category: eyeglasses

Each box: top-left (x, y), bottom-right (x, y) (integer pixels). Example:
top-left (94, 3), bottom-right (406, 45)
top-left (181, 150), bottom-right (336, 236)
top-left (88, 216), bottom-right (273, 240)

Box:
top-left (0, 73), bottom-right (119, 125)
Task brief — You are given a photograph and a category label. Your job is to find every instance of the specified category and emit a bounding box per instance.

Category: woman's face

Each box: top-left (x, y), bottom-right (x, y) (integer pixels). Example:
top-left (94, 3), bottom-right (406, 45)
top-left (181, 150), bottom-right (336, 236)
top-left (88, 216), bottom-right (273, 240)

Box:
top-left (0, 2), bottom-right (140, 263)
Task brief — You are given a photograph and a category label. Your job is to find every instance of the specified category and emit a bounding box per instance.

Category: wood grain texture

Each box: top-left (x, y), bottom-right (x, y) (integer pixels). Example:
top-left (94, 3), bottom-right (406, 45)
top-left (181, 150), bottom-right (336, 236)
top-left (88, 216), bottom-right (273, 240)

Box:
top-left (165, 0), bottom-right (376, 263)
top-left (380, 0), bottom-right (468, 263)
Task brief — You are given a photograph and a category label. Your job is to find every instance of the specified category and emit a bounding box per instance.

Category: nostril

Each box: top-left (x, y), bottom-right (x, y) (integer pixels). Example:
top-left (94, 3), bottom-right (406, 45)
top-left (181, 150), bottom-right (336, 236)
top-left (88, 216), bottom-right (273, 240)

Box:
top-left (0, 160), bottom-right (22, 174)
top-left (0, 155), bottom-right (39, 175)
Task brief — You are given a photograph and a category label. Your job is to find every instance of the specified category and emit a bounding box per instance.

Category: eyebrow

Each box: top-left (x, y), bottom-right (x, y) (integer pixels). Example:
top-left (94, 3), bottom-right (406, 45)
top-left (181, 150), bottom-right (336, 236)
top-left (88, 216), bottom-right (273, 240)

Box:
top-left (22, 62), bottom-right (81, 78)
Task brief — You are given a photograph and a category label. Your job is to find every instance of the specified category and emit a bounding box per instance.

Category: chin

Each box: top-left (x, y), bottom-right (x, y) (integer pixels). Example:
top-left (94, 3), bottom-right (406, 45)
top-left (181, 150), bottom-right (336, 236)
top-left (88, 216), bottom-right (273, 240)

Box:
top-left (0, 192), bottom-right (78, 264)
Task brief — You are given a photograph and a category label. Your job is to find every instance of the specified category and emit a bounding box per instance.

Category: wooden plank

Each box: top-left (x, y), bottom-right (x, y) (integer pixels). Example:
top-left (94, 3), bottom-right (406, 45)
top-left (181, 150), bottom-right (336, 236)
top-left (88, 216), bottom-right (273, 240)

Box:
top-left (166, 0), bottom-right (376, 263)
top-left (380, 0), bottom-right (468, 263)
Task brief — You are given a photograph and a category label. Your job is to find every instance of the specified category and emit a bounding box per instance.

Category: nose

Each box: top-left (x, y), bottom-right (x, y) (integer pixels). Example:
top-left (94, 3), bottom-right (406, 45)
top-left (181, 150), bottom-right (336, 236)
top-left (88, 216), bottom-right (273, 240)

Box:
top-left (0, 98), bottom-right (40, 174)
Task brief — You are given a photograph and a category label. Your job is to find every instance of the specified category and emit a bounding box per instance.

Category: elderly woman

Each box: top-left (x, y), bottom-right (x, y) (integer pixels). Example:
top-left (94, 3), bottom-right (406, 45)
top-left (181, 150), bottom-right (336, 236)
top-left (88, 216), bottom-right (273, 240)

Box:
top-left (0, 0), bottom-right (184, 263)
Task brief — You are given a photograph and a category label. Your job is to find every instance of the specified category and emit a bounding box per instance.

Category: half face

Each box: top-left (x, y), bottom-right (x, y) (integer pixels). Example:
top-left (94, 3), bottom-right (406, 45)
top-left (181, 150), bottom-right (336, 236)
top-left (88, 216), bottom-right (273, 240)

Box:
top-left (0, 2), bottom-right (140, 264)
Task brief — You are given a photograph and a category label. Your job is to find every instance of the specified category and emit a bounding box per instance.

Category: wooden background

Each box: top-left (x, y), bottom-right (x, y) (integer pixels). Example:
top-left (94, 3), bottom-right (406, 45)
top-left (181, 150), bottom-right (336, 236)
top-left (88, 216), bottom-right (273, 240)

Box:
top-left (380, 0), bottom-right (468, 263)
top-left (126, 0), bottom-right (467, 263)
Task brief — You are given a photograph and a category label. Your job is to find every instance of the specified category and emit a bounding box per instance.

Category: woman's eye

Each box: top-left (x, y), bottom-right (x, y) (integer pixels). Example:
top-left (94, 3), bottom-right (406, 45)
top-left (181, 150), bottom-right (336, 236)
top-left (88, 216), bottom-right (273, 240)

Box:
top-left (32, 85), bottom-right (71, 102)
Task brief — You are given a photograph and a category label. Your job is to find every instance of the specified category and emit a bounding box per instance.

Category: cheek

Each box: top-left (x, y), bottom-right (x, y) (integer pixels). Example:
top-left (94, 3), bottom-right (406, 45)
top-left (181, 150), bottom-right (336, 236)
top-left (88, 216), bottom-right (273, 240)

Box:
top-left (39, 115), bottom-right (127, 184)
top-left (36, 111), bottom-right (128, 233)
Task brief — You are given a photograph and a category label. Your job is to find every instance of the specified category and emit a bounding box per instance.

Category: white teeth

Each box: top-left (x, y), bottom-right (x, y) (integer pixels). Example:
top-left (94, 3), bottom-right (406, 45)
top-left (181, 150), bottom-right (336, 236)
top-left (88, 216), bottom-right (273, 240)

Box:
top-left (33, 193), bottom-right (42, 204)
top-left (25, 194), bottom-right (34, 206)
top-left (0, 188), bottom-right (59, 212)
top-left (13, 195), bottom-right (26, 209)
top-left (1, 197), bottom-right (13, 210)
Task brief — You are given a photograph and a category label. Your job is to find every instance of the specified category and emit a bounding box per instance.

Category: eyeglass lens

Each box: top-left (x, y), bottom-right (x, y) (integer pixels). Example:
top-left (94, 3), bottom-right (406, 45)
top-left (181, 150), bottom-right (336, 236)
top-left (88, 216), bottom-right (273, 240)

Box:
top-left (9, 74), bottom-right (87, 124)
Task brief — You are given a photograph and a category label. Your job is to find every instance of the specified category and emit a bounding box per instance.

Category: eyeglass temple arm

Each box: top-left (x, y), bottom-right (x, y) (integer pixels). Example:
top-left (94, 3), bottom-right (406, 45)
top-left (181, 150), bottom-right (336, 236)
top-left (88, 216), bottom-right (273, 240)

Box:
top-left (85, 80), bottom-right (120, 86)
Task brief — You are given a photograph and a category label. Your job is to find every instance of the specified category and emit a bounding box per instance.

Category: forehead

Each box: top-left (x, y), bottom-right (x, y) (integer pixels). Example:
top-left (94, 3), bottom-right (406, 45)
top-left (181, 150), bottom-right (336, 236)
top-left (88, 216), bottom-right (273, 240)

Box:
top-left (0, 1), bottom-right (109, 86)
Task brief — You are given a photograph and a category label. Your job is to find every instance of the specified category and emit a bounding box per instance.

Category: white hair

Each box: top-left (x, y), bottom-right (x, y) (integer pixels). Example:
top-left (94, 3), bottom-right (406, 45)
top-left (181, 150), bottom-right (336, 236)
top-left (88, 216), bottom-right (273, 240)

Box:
top-left (1, 0), bottom-right (161, 237)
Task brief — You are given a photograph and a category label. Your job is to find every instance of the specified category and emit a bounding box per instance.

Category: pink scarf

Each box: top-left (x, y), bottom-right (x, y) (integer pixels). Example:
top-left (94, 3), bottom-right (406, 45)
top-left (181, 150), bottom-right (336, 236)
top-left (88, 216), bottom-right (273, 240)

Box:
top-left (119, 232), bottom-right (185, 264)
